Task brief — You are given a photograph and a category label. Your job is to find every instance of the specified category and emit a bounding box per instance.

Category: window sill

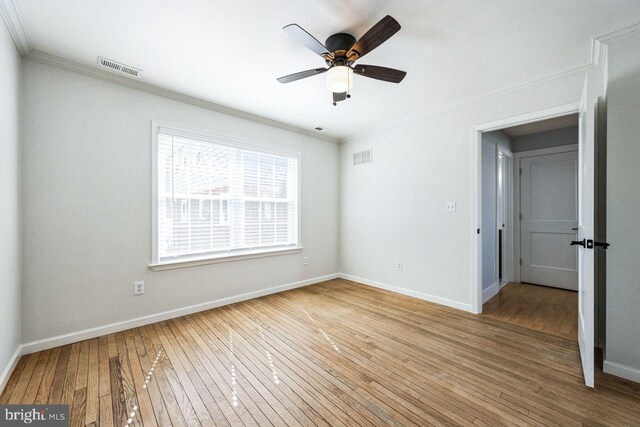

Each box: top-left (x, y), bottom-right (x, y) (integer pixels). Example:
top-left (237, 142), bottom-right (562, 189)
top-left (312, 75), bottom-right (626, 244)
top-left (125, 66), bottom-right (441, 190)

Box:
top-left (148, 246), bottom-right (303, 271)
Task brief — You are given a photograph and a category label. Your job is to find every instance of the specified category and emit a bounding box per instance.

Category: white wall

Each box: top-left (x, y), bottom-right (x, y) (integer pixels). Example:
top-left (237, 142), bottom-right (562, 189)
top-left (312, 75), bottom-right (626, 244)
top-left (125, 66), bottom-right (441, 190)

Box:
top-left (604, 34), bottom-right (640, 381)
top-left (511, 125), bottom-right (578, 152)
top-left (21, 60), bottom-right (339, 344)
top-left (481, 131), bottom-right (512, 294)
top-left (0, 18), bottom-right (22, 383)
top-left (339, 70), bottom-right (587, 311)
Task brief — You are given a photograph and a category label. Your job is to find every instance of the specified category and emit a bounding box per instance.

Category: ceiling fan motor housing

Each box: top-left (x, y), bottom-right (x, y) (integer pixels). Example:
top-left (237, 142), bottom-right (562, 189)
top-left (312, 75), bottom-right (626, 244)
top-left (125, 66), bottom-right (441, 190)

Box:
top-left (325, 33), bottom-right (356, 59)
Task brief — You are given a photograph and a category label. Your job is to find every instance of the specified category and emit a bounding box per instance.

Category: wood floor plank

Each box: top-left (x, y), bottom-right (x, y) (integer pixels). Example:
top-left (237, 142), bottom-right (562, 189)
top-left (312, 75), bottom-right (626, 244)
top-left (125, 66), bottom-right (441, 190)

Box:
top-left (121, 330), bottom-right (158, 427)
top-left (210, 305), bottom-right (386, 427)
top-left (75, 340), bottom-right (90, 391)
top-left (8, 353), bottom-right (39, 403)
top-left (199, 307), bottom-right (373, 427)
top-left (85, 339), bottom-right (100, 426)
top-left (71, 387), bottom-right (87, 427)
top-left (34, 347), bottom-right (61, 404)
top-left (483, 282), bottom-right (579, 340)
top-left (109, 355), bottom-right (127, 427)
top-left (3, 278), bottom-right (640, 426)
top-left (237, 299), bottom-right (456, 426)
top-left (98, 335), bottom-right (111, 398)
top-left (145, 323), bottom-right (209, 426)
top-left (223, 303), bottom-right (405, 427)
top-left (0, 355), bottom-right (28, 403)
top-left (61, 343), bottom-right (81, 405)
top-left (321, 281), bottom-right (640, 423)
top-left (183, 314), bottom-right (330, 427)
top-left (132, 326), bottom-right (188, 427)
top-left (302, 282), bottom-right (616, 424)
top-left (163, 319), bottom-right (236, 427)
top-left (114, 332), bottom-right (143, 427)
top-left (20, 350), bottom-right (51, 404)
top-left (247, 298), bottom-right (483, 426)
top-left (99, 393), bottom-right (114, 427)
top-left (48, 344), bottom-right (72, 404)
top-left (186, 312), bottom-right (324, 426)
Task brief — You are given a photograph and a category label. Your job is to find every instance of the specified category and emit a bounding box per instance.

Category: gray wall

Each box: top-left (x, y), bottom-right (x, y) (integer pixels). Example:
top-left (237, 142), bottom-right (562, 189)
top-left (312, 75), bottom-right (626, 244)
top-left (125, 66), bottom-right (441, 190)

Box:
top-left (21, 60), bottom-right (339, 344)
top-left (0, 18), bottom-right (22, 381)
top-left (482, 131), bottom-right (512, 292)
top-left (605, 34), bottom-right (640, 379)
top-left (512, 126), bottom-right (578, 153)
top-left (339, 66), bottom-right (585, 313)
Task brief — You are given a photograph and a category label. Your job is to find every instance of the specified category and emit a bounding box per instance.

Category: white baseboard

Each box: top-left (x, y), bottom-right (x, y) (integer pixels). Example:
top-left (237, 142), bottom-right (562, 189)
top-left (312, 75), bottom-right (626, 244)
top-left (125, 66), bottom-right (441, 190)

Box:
top-left (0, 346), bottom-right (22, 395)
top-left (21, 273), bottom-right (339, 354)
top-left (338, 273), bottom-right (472, 313)
top-left (482, 281), bottom-right (500, 304)
top-left (603, 360), bottom-right (640, 383)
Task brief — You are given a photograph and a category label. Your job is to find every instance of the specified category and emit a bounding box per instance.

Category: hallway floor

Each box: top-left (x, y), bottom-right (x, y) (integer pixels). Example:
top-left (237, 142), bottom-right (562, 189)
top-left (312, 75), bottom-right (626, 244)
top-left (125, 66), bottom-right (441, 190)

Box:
top-left (482, 282), bottom-right (579, 341)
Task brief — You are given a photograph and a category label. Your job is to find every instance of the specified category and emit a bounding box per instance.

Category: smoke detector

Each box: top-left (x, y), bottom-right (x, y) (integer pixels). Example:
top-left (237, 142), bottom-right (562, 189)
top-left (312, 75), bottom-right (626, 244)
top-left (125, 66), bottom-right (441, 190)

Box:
top-left (97, 56), bottom-right (142, 78)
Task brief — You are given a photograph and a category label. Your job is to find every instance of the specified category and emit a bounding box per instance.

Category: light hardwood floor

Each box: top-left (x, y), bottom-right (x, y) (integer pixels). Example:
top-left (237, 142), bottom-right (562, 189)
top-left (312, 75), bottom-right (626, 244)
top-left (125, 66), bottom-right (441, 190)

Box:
top-left (482, 282), bottom-right (579, 341)
top-left (2, 279), bottom-right (639, 426)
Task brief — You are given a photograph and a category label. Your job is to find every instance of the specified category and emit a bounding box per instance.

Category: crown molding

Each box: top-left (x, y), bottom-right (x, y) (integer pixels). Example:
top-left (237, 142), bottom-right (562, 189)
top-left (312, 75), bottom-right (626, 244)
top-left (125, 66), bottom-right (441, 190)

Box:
top-left (0, 0), bottom-right (31, 55)
top-left (590, 38), bottom-right (607, 67)
top-left (590, 21), bottom-right (640, 67)
top-left (10, 5), bottom-right (639, 144)
top-left (340, 63), bottom-right (595, 143)
top-left (25, 50), bottom-right (339, 143)
top-left (341, 20), bottom-right (640, 143)
top-left (594, 21), bottom-right (640, 44)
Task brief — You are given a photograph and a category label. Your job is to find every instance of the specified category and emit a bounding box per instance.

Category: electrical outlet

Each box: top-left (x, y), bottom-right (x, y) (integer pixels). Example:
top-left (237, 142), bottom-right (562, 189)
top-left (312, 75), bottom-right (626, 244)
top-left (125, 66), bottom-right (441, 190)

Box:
top-left (134, 281), bottom-right (144, 296)
top-left (303, 257), bottom-right (308, 265)
top-left (396, 261), bottom-right (403, 271)
top-left (445, 201), bottom-right (457, 212)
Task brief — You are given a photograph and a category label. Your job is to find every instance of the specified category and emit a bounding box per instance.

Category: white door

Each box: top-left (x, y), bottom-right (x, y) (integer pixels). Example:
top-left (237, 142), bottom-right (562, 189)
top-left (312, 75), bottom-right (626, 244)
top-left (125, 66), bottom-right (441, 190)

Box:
top-left (577, 76), bottom-right (596, 388)
top-left (520, 150), bottom-right (579, 290)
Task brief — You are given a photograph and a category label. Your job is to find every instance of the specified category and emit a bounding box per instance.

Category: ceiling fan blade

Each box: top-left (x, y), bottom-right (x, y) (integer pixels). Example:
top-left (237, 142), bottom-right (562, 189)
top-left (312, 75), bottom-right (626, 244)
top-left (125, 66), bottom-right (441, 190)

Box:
top-left (353, 64), bottom-right (406, 83)
top-left (333, 92), bottom-right (347, 103)
top-left (347, 15), bottom-right (401, 60)
top-left (277, 68), bottom-right (327, 84)
top-left (283, 24), bottom-right (331, 58)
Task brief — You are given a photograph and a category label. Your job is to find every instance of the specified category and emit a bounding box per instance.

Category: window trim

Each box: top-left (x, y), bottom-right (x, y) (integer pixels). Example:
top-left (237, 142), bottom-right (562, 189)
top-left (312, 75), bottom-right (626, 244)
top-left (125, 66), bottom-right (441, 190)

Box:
top-left (150, 120), bottom-right (302, 268)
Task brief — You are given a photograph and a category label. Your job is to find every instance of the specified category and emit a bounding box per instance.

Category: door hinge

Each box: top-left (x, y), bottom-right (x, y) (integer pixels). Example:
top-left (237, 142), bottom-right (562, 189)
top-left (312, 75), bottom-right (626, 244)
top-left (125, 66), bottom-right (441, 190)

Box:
top-left (519, 213), bottom-right (522, 220)
top-left (477, 228), bottom-right (480, 234)
top-left (519, 259), bottom-right (522, 265)
top-left (519, 168), bottom-right (522, 175)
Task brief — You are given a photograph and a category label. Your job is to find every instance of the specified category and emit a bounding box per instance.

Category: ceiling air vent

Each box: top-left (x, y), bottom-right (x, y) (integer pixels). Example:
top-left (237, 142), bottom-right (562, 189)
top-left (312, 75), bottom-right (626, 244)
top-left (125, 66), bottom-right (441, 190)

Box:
top-left (97, 56), bottom-right (142, 78)
top-left (353, 149), bottom-right (372, 166)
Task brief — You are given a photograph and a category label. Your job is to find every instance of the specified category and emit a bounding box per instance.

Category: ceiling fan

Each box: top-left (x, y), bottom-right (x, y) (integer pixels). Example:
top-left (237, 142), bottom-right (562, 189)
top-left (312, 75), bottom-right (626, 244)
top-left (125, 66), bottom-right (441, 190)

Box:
top-left (277, 15), bottom-right (407, 105)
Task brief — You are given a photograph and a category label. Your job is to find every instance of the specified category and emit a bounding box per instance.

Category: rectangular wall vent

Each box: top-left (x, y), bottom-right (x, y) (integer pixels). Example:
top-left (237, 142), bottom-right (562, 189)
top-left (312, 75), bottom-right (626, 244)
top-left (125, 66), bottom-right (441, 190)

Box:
top-left (353, 149), bottom-right (372, 166)
top-left (97, 56), bottom-right (142, 78)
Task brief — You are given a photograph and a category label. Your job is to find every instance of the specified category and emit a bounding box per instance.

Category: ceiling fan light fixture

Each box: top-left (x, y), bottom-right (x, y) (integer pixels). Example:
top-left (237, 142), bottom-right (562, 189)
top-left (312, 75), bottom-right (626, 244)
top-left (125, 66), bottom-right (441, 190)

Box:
top-left (326, 66), bottom-right (353, 93)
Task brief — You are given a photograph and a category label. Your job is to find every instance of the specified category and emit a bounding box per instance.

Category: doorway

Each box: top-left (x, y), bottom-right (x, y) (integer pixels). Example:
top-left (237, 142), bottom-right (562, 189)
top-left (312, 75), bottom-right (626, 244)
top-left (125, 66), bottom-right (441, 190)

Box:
top-left (475, 108), bottom-right (582, 340)
top-left (473, 74), bottom-right (603, 389)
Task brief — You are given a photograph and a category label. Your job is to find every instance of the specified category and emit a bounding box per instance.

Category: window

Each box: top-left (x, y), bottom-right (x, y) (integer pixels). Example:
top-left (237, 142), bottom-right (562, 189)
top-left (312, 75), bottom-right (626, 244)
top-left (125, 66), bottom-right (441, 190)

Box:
top-left (151, 122), bottom-right (299, 266)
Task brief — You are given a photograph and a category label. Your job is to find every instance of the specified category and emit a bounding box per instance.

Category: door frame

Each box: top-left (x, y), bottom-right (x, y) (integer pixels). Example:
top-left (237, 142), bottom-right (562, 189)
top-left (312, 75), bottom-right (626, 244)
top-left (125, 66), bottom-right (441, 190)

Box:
top-left (471, 102), bottom-right (580, 314)
top-left (512, 144), bottom-right (579, 284)
top-left (496, 147), bottom-right (513, 286)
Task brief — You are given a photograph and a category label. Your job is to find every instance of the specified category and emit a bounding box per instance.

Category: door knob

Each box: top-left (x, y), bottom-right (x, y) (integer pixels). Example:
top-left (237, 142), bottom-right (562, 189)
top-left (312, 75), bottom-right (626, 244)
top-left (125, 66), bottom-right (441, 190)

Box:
top-left (570, 239), bottom-right (586, 247)
top-left (594, 241), bottom-right (611, 249)
top-left (572, 227), bottom-right (579, 230)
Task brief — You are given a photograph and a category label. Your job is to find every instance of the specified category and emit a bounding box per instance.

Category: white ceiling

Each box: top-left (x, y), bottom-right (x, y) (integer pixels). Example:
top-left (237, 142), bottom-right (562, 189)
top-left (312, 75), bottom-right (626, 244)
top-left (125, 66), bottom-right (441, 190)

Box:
top-left (503, 114), bottom-right (578, 138)
top-left (13, 0), bottom-right (640, 139)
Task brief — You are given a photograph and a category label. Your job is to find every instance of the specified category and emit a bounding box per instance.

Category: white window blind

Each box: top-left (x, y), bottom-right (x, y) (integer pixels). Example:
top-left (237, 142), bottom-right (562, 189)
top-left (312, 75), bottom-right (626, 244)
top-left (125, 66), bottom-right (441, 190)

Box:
top-left (153, 125), bottom-right (299, 264)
